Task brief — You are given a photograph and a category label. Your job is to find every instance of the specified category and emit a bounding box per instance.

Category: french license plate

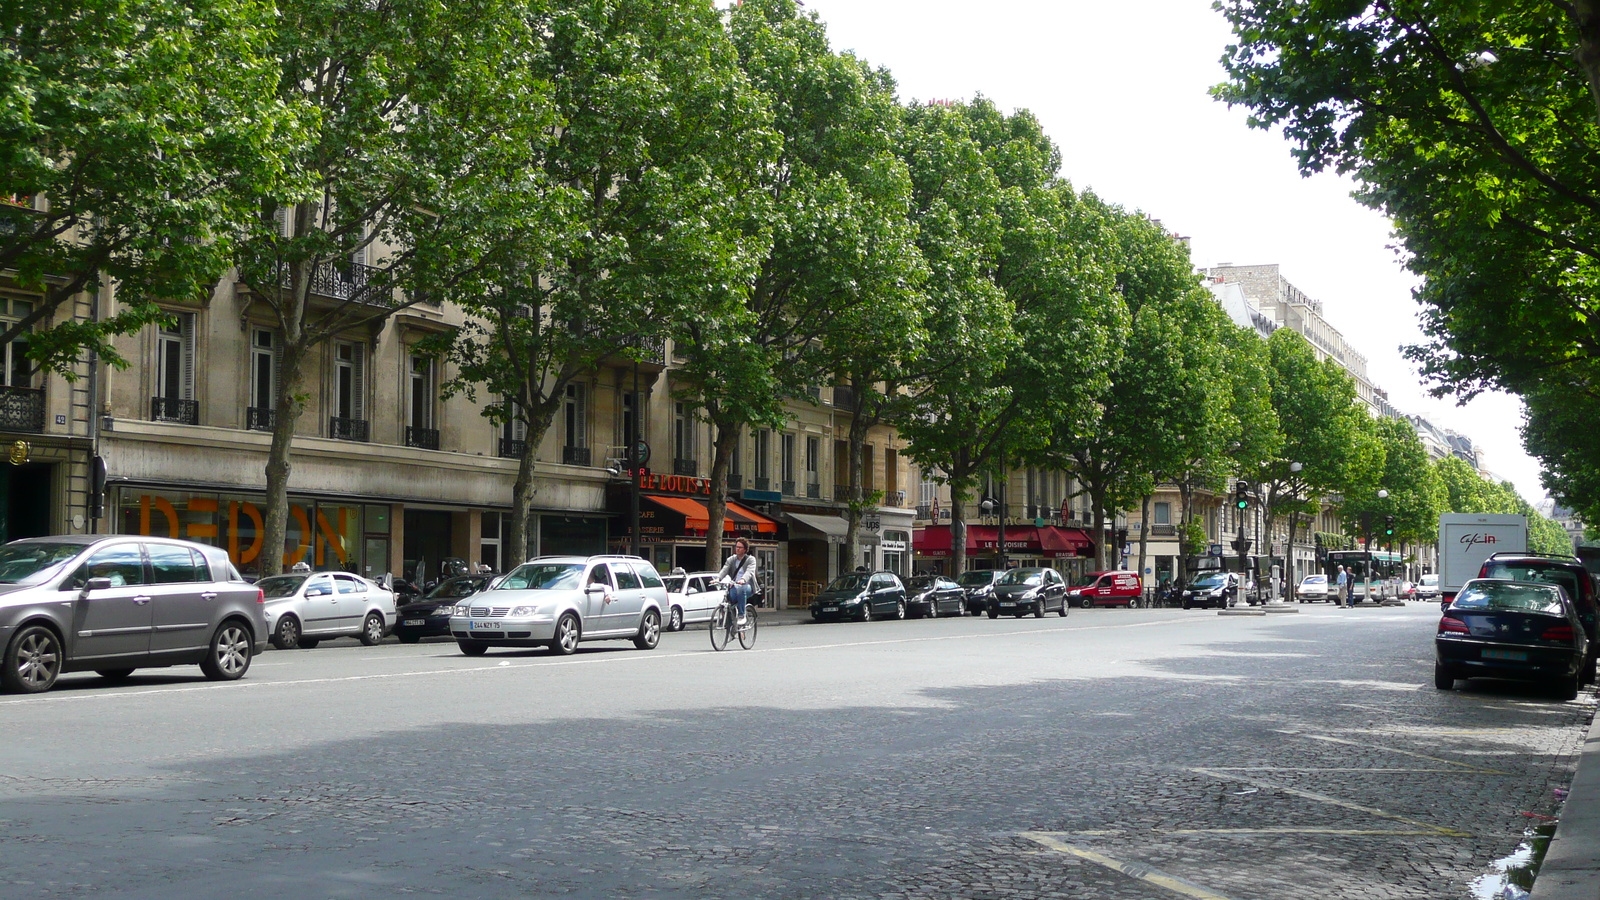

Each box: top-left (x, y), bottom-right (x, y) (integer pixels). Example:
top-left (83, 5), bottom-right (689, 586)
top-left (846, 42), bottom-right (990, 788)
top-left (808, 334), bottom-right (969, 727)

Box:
top-left (1482, 648), bottom-right (1527, 661)
top-left (404, 618), bottom-right (425, 627)
top-left (468, 621), bottom-right (502, 632)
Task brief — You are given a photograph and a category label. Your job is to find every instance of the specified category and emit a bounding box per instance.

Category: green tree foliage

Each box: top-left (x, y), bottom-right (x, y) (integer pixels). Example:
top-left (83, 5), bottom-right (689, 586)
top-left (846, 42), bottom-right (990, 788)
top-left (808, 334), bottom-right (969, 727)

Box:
top-left (0, 0), bottom-right (300, 374)
top-left (421, 0), bottom-right (772, 563)
top-left (1213, 1), bottom-right (1600, 516)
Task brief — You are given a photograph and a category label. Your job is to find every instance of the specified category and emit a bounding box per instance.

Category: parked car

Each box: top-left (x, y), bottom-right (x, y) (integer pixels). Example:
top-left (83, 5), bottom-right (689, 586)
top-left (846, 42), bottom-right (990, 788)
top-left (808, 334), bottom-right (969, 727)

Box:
top-left (393, 574), bottom-right (492, 644)
top-left (956, 569), bottom-right (1004, 615)
top-left (259, 570), bottom-right (397, 649)
top-left (1417, 573), bottom-right (1440, 602)
top-left (1296, 574), bottom-right (1330, 602)
top-left (1182, 571), bottom-right (1239, 610)
top-left (904, 574), bottom-right (965, 618)
top-left (809, 571), bottom-right (908, 621)
top-left (988, 567), bottom-right (1069, 618)
top-left (0, 535), bottom-right (266, 694)
top-left (662, 569), bottom-right (725, 631)
top-left (1067, 570), bottom-right (1143, 609)
top-left (1435, 578), bottom-right (1590, 700)
top-left (448, 555), bottom-right (666, 655)
top-left (1477, 553), bottom-right (1598, 684)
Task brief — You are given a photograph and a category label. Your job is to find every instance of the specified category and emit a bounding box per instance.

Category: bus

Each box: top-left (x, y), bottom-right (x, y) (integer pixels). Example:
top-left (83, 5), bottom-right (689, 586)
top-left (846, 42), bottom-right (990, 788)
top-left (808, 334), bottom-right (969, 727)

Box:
top-left (1325, 550), bottom-right (1404, 602)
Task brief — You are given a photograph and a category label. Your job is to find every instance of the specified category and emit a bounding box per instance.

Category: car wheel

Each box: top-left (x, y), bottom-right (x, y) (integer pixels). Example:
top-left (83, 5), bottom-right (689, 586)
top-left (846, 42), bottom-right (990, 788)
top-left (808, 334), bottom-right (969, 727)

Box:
top-left (668, 606), bottom-right (684, 633)
top-left (987, 609), bottom-right (999, 619)
top-left (549, 612), bottom-right (581, 655)
top-left (861, 602), bottom-right (873, 622)
top-left (1034, 599), bottom-right (1045, 618)
top-left (1058, 598), bottom-right (1069, 617)
top-left (2, 625), bottom-right (62, 694)
top-left (271, 615), bottom-right (301, 650)
top-left (298, 638), bottom-right (321, 649)
top-left (633, 609), bottom-right (661, 650)
top-left (926, 599), bottom-right (937, 619)
top-left (956, 599), bottom-right (966, 616)
top-left (96, 668), bottom-right (136, 682)
top-left (895, 600), bottom-right (906, 620)
top-left (398, 634), bottom-right (421, 644)
top-left (1587, 651), bottom-right (1598, 687)
top-left (457, 640), bottom-right (488, 656)
top-left (359, 612), bottom-right (385, 647)
top-left (200, 620), bottom-right (254, 681)
top-left (1433, 662), bottom-right (1455, 691)
top-left (1557, 667), bottom-right (1582, 701)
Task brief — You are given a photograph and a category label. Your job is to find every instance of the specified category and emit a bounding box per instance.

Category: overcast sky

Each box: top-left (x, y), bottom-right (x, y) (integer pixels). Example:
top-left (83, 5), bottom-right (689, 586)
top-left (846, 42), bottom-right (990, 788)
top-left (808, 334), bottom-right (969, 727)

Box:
top-left (795, 0), bottom-right (1546, 505)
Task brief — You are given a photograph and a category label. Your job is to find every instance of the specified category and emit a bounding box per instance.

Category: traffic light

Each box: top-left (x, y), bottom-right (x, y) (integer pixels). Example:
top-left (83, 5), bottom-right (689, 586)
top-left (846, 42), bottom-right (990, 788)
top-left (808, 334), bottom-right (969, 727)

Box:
top-left (1234, 481), bottom-right (1249, 510)
top-left (1383, 515), bottom-right (1395, 537)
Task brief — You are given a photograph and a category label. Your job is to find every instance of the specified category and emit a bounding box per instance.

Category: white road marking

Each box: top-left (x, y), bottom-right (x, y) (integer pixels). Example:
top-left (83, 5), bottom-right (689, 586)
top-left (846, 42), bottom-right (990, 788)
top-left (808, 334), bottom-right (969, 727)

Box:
top-left (1019, 832), bottom-right (1238, 899)
top-left (1187, 767), bottom-right (1472, 837)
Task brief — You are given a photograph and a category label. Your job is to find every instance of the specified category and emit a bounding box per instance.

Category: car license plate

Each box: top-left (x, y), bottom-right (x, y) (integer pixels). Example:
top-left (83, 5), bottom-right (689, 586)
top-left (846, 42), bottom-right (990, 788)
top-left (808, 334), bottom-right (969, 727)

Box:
top-left (468, 621), bottom-right (502, 632)
top-left (404, 618), bottom-right (425, 627)
top-left (1482, 648), bottom-right (1527, 661)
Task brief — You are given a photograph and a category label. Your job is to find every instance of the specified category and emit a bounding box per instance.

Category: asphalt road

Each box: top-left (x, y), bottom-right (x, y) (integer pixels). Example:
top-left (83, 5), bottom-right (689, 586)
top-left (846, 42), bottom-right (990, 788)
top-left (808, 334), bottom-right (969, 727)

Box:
top-left (2, 602), bottom-right (1594, 899)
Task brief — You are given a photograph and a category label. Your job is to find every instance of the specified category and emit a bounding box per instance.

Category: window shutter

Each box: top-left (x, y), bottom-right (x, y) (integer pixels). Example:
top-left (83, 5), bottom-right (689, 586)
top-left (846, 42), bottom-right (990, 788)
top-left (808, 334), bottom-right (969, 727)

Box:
top-left (274, 204), bottom-right (291, 237)
top-left (352, 343), bottom-right (365, 421)
top-left (575, 384), bottom-right (587, 448)
top-left (181, 314), bottom-right (196, 400)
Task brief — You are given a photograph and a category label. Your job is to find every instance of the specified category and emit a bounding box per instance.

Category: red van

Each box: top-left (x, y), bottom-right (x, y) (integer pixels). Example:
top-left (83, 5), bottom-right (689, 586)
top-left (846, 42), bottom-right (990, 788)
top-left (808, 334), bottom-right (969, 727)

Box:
top-left (1067, 570), bottom-right (1143, 609)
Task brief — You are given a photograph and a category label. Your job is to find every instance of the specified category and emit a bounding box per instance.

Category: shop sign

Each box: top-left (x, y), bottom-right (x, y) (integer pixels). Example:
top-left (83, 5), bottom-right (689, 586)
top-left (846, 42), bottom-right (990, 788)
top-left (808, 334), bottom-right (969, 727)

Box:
top-left (634, 470), bottom-right (712, 496)
top-left (121, 490), bottom-right (358, 570)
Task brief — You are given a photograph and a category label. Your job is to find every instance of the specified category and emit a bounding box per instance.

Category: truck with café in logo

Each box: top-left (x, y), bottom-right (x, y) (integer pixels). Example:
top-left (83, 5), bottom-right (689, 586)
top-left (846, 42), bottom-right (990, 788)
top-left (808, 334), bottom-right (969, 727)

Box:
top-left (1437, 513), bottom-right (1528, 607)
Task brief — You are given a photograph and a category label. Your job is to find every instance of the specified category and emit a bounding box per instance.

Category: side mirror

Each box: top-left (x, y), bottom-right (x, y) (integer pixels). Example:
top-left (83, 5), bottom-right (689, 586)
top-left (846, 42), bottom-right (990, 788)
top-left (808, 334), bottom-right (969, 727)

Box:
top-left (82, 576), bottom-right (112, 593)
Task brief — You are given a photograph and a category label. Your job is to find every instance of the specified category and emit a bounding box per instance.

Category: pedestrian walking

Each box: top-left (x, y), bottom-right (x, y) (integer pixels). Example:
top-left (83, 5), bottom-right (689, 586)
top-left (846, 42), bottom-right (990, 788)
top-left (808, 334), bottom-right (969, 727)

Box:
top-left (1334, 565), bottom-right (1350, 609)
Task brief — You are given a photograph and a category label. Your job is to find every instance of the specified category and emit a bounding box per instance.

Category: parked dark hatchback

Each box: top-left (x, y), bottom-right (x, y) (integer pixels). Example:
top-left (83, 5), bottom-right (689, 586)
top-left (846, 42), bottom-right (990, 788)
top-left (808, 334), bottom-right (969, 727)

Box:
top-left (988, 567), bottom-right (1069, 618)
top-left (810, 571), bottom-right (907, 621)
top-left (1477, 553), bottom-right (1597, 684)
top-left (956, 569), bottom-right (1004, 615)
top-left (1436, 578), bottom-right (1590, 700)
top-left (905, 575), bottom-right (965, 618)
top-left (394, 574), bottom-right (493, 643)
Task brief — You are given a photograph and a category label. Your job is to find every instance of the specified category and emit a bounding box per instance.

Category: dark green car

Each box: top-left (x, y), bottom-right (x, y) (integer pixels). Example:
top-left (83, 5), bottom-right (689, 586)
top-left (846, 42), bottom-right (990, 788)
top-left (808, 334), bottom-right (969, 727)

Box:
top-left (809, 571), bottom-right (908, 621)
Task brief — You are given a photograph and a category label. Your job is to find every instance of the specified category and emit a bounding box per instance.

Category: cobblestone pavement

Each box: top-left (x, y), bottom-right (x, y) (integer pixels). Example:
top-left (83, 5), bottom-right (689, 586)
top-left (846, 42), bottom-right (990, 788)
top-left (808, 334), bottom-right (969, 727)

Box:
top-left (0, 603), bottom-right (1592, 899)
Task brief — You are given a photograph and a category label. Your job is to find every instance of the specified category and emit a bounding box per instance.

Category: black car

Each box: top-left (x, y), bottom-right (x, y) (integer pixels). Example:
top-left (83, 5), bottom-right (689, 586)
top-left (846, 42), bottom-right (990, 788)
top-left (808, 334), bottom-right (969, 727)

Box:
top-left (1435, 578), bottom-right (1590, 700)
top-left (956, 569), bottom-right (1004, 616)
top-left (394, 574), bottom-right (492, 643)
top-left (988, 567), bottom-right (1069, 618)
top-left (810, 571), bottom-right (908, 621)
top-left (905, 574), bottom-right (965, 618)
top-left (1181, 571), bottom-right (1237, 610)
top-left (1477, 552), bottom-right (1598, 685)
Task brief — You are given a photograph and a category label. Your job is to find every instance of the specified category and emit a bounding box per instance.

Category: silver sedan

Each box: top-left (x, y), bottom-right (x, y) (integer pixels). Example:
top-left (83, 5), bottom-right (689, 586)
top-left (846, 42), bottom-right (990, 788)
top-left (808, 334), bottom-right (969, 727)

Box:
top-left (259, 571), bottom-right (396, 649)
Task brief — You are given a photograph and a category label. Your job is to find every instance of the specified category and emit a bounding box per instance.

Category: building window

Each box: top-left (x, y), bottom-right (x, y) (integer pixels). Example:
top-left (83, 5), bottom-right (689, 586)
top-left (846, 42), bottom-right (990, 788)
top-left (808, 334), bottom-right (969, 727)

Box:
top-left (498, 396), bottom-right (527, 458)
top-left (330, 340), bottom-right (367, 441)
top-left (754, 429), bottom-right (771, 489)
top-left (408, 355), bottom-right (434, 430)
top-left (673, 401), bottom-right (696, 475)
top-left (621, 390), bottom-right (639, 457)
top-left (1154, 501), bottom-right (1172, 526)
top-left (0, 297), bottom-right (33, 387)
top-left (781, 432), bottom-right (797, 494)
top-left (247, 328), bottom-right (277, 431)
top-left (562, 383), bottom-right (588, 466)
top-left (152, 313), bottom-right (196, 424)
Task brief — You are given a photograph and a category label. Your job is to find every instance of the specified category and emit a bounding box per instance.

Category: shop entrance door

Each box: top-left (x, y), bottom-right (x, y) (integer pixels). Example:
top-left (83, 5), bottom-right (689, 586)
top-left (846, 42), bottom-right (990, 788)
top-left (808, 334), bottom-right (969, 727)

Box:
top-left (0, 462), bottom-right (51, 542)
top-left (403, 509), bottom-right (453, 587)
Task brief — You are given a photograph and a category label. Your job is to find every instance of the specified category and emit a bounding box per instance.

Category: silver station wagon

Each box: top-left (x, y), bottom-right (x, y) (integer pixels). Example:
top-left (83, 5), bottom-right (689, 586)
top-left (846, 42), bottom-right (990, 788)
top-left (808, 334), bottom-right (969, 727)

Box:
top-left (449, 555), bottom-right (666, 656)
top-left (0, 535), bottom-right (267, 693)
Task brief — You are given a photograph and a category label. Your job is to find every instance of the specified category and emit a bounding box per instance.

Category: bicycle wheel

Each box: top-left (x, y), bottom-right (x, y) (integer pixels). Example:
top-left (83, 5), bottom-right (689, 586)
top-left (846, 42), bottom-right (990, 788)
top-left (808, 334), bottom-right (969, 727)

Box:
top-left (709, 603), bottom-right (732, 651)
top-left (738, 607), bottom-right (758, 649)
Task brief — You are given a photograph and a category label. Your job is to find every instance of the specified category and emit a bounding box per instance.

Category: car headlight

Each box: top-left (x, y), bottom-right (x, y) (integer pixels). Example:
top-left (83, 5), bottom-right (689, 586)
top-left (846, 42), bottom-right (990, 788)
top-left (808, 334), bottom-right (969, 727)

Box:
top-left (852, 594), bottom-right (868, 604)
top-left (511, 605), bottom-right (540, 617)
top-left (452, 605), bottom-right (471, 616)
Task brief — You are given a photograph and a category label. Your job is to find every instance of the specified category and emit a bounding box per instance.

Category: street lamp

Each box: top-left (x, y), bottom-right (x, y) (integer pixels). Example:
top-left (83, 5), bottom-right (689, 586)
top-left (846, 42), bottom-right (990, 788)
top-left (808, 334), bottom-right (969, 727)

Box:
top-left (980, 488), bottom-right (1006, 571)
top-left (1280, 462), bottom-right (1303, 605)
top-left (1363, 488), bottom-right (1388, 604)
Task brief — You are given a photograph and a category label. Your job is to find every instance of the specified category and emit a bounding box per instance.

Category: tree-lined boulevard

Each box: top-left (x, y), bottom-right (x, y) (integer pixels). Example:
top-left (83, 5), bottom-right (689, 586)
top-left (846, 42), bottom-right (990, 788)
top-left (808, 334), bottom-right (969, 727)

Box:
top-left (3, 608), bottom-right (1592, 899)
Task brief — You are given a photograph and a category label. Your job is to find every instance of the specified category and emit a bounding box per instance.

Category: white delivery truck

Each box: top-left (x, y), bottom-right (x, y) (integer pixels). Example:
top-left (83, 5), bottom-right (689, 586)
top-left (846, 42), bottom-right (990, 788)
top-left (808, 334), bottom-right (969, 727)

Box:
top-left (1437, 513), bottom-right (1528, 605)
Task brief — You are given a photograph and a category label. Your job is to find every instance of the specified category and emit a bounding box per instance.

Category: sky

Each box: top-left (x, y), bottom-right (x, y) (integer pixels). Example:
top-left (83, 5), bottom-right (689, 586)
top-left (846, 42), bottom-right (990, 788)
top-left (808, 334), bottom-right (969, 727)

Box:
top-left (796, 0), bottom-right (1547, 505)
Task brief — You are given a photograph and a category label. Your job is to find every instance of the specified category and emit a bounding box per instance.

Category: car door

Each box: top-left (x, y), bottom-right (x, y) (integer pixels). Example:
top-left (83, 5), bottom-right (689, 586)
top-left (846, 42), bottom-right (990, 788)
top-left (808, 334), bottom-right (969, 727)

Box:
top-left (606, 562), bottom-right (646, 633)
top-left (690, 575), bottom-right (722, 620)
top-left (300, 574), bottom-right (339, 635)
top-left (67, 541), bottom-right (154, 665)
top-left (145, 542), bottom-right (219, 656)
top-left (333, 574), bottom-right (368, 635)
top-left (580, 564), bottom-right (614, 628)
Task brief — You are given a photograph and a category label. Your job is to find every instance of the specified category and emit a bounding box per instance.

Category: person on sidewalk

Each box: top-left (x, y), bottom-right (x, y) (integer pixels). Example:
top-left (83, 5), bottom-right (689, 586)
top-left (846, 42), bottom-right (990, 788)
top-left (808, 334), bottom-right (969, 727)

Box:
top-left (1335, 565), bottom-right (1350, 608)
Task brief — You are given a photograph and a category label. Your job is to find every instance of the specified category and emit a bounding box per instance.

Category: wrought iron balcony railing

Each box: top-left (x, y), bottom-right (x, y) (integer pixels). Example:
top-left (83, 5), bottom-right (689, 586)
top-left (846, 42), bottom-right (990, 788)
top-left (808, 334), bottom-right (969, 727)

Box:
top-left (673, 457), bottom-right (697, 476)
top-left (405, 426), bottom-right (439, 450)
top-left (562, 445), bottom-right (591, 467)
top-left (782, 480), bottom-right (796, 496)
top-left (151, 396), bottom-right (199, 425)
top-left (0, 386), bottom-right (44, 433)
top-left (329, 416), bottom-right (369, 442)
top-left (279, 260), bottom-right (379, 302)
top-left (806, 482), bottom-right (821, 499)
top-left (753, 476), bottom-right (770, 491)
top-left (246, 407), bottom-right (275, 432)
top-left (499, 438), bottom-right (526, 459)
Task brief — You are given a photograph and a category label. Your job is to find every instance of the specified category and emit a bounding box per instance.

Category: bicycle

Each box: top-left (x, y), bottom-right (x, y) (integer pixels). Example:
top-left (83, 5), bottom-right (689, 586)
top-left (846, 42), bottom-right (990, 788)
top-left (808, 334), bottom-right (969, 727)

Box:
top-left (709, 598), bottom-right (758, 651)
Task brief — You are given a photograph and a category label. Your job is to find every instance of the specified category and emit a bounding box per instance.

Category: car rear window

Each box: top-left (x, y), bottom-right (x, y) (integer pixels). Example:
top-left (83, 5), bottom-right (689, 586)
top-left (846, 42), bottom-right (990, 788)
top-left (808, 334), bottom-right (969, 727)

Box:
top-left (1481, 563), bottom-right (1584, 603)
top-left (634, 564), bottom-right (663, 590)
top-left (1453, 581), bottom-right (1565, 615)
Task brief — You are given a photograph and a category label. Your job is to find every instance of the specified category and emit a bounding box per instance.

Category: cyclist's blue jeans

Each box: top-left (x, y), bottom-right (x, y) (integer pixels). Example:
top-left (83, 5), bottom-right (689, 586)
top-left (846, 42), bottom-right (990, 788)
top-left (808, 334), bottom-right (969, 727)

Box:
top-left (728, 582), bottom-right (753, 616)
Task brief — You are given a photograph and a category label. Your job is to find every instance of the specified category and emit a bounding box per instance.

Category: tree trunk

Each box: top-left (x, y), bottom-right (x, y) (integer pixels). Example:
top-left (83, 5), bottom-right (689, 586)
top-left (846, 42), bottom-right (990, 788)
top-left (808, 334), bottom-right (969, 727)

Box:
top-left (705, 421), bottom-right (738, 566)
top-left (1091, 490), bottom-right (1108, 571)
top-left (508, 402), bottom-right (559, 569)
top-left (1177, 480), bottom-right (1195, 587)
top-left (950, 490), bottom-right (968, 578)
top-left (1136, 494), bottom-right (1150, 592)
top-left (843, 406), bottom-right (870, 569)
top-left (261, 338), bottom-right (307, 577)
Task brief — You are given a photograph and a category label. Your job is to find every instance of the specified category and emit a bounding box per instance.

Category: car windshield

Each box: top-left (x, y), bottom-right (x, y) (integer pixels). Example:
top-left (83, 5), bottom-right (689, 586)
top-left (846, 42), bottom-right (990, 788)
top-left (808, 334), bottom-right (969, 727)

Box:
top-left (906, 575), bottom-right (937, 589)
top-left (662, 575), bottom-right (686, 593)
top-left (0, 542), bottom-right (86, 585)
top-left (1301, 575), bottom-right (1326, 584)
top-left (1421, 574), bottom-right (1439, 586)
top-left (999, 569), bottom-right (1044, 586)
top-left (1194, 573), bottom-right (1229, 588)
top-left (957, 571), bottom-right (996, 586)
top-left (1453, 581), bottom-right (1565, 614)
top-left (426, 577), bottom-right (484, 600)
top-left (1071, 573), bottom-right (1102, 587)
top-left (496, 563), bottom-right (584, 591)
top-left (256, 574), bottom-right (307, 599)
top-left (826, 573), bottom-right (870, 592)
top-left (1480, 562), bottom-right (1583, 603)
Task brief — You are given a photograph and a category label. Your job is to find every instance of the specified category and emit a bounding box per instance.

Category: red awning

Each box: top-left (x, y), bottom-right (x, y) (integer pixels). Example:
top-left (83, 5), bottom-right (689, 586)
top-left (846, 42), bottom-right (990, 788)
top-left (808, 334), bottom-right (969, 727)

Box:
top-left (725, 501), bottom-right (779, 534)
top-left (1040, 526), bottom-right (1095, 557)
top-left (645, 495), bottom-right (712, 531)
top-left (913, 524), bottom-right (1095, 558)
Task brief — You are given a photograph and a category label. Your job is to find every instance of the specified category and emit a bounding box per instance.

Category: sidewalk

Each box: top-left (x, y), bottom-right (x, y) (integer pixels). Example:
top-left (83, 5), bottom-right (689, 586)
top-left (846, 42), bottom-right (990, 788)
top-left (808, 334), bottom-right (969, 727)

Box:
top-left (1533, 702), bottom-right (1600, 899)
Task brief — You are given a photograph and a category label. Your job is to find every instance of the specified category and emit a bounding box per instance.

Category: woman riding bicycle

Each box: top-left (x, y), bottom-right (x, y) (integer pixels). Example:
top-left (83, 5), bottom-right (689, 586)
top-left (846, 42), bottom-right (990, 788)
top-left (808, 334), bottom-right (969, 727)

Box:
top-left (716, 538), bottom-right (758, 625)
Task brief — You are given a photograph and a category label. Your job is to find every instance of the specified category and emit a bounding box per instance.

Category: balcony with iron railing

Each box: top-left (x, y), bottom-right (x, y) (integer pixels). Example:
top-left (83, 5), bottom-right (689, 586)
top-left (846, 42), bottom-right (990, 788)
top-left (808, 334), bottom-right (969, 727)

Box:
top-left (278, 260), bottom-right (380, 303)
top-left (0, 386), bottom-right (45, 433)
top-left (562, 445), bottom-right (591, 467)
top-left (832, 384), bottom-right (856, 410)
top-left (673, 457), bottom-right (697, 476)
top-left (753, 476), bottom-right (771, 491)
top-left (329, 416), bottom-right (369, 442)
top-left (405, 426), bottom-right (440, 450)
top-left (246, 407), bottom-right (275, 432)
top-left (805, 482), bottom-right (821, 499)
top-left (782, 479), bottom-right (796, 496)
top-left (499, 438), bottom-right (526, 459)
top-left (150, 396), bottom-right (198, 425)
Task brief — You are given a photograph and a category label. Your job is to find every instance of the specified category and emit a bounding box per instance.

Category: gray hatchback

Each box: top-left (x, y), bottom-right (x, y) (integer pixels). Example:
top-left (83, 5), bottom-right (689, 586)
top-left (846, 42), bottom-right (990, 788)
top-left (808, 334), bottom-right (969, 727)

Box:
top-left (0, 535), bottom-right (266, 693)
